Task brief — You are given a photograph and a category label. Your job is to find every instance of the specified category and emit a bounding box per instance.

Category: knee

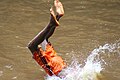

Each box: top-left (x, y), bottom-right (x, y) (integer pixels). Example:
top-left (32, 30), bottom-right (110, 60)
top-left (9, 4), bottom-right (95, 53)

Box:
top-left (27, 41), bottom-right (37, 53)
top-left (27, 41), bottom-right (32, 49)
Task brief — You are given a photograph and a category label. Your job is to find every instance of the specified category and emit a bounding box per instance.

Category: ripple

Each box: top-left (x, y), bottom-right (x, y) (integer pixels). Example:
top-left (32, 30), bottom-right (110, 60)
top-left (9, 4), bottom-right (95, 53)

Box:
top-left (12, 76), bottom-right (17, 79)
top-left (5, 65), bottom-right (13, 70)
top-left (0, 71), bottom-right (3, 76)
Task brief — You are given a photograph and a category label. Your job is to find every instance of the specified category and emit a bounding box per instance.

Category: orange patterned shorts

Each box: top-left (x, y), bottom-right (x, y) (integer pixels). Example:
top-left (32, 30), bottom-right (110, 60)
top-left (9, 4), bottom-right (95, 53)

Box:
top-left (33, 43), bottom-right (66, 76)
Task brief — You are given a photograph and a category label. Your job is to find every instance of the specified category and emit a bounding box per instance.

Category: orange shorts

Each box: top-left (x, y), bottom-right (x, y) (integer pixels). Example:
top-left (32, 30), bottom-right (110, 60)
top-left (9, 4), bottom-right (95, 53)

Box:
top-left (33, 43), bottom-right (66, 76)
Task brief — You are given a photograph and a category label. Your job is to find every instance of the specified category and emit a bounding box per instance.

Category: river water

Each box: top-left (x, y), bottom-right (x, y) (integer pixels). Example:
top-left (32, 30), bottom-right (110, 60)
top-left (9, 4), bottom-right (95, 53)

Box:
top-left (0, 0), bottom-right (120, 80)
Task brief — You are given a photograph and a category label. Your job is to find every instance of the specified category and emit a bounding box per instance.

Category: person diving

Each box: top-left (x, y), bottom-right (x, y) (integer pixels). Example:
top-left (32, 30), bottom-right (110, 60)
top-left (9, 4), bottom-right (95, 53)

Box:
top-left (28, 0), bottom-right (66, 76)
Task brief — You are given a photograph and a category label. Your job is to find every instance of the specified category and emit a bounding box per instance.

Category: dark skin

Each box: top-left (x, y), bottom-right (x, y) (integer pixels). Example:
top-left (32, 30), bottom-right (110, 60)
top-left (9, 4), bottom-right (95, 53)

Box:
top-left (28, 0), bottom-right (64, 53)
top-left (27, 14), bottom-right (62, 75)
top-left (27, 14), bottom-right (61, 53)
top-left (27, 0), bottom-right (64, 76)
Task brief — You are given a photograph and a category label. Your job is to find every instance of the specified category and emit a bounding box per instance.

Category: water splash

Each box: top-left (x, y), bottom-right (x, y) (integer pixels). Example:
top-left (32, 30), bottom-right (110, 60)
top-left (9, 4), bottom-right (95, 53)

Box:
top-left (45, 42), bottom-right (120, 80)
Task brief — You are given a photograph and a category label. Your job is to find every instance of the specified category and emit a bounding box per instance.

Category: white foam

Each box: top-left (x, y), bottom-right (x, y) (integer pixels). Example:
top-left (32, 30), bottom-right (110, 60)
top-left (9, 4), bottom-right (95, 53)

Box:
top-left (45, 42), bottom-right (120, 80)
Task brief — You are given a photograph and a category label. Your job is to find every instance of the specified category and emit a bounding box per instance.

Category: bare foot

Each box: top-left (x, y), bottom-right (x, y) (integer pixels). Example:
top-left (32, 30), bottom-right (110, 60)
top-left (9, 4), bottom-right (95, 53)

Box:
top-left (50, 8), bottom-right (60, 26)
top-left (54, 0), bottom-right (64, 16)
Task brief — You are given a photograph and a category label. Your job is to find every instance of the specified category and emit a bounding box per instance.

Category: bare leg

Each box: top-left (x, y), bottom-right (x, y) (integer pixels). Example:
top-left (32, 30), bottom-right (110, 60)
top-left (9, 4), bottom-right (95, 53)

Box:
top-left (28, 11), bottom-right (59, 53)
top-left (46, 0), bottom-right (64, 40)
top-left (28, 0), bottom-right (65, 76)
top-left (28, 0), bottom-right (64, 53)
